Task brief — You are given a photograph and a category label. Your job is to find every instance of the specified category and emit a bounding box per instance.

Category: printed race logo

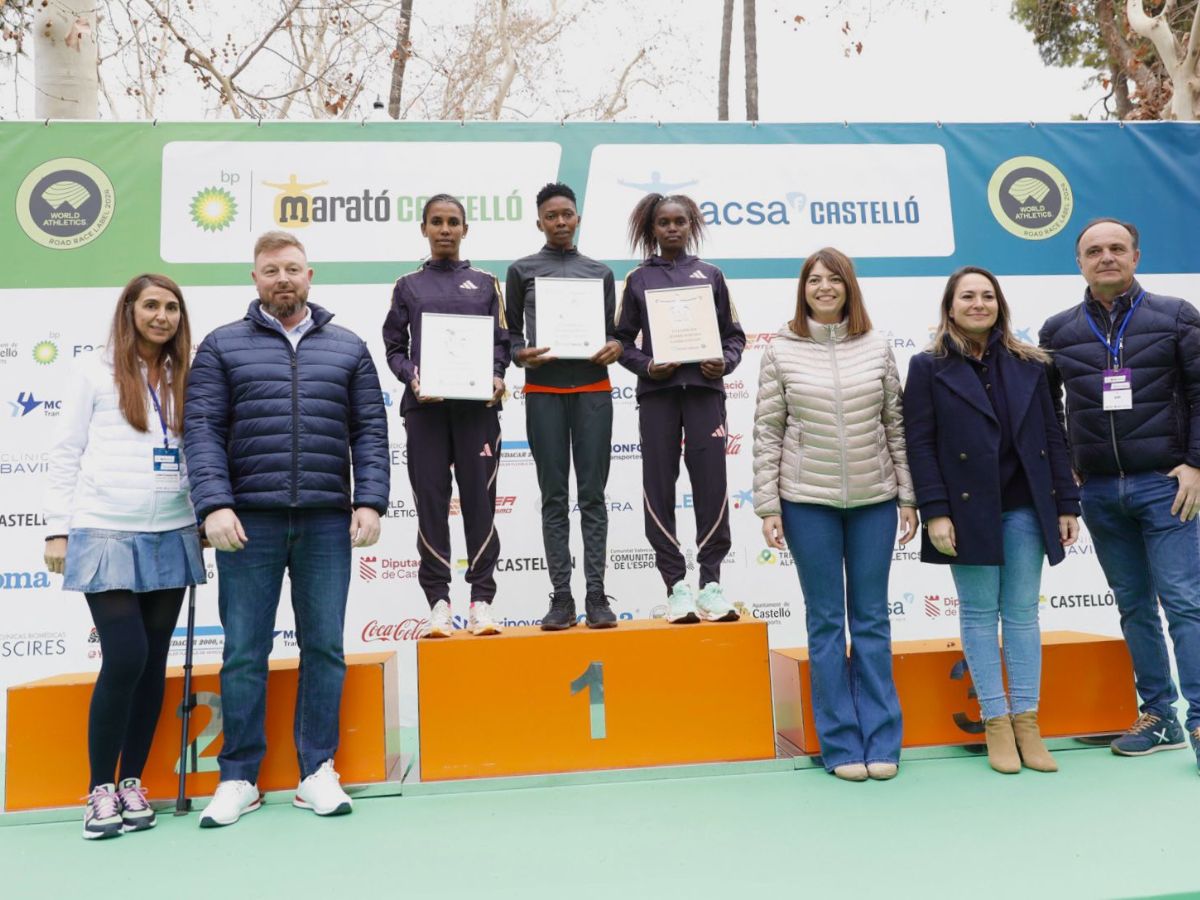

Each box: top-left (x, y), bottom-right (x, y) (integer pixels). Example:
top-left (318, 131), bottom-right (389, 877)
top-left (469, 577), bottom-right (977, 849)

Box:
top-left (987, 156), bottom-right (1073, 240)
top-left (0, 571), bottom-right (51, 590)
top-left (923, 594), bottom-right (960, 618)
top-left (0, 452), bottom-right (50, 476)
top-left (32, 340), bottom-right (59, 365)
top-left (16, 157), bottom-right (115, 249)
top-left (190, 186), bottom-right (238, 232)
top-left (358, 556), bottom-right (420, 580)
top-left (9, 392), bottom-right (61, 418)
top-left (361, 619), bottom-right (425, 642)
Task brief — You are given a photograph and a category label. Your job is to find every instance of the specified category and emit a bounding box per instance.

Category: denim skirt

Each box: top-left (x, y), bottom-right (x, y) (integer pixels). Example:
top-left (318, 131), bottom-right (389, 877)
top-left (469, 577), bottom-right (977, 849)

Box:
top-left (63, 525), bottom-right (207, 594)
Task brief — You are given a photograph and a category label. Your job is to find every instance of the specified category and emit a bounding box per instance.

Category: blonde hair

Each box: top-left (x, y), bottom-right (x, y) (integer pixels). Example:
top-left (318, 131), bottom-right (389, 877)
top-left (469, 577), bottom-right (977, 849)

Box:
top-left (253, 230), bottom-right (307, 261)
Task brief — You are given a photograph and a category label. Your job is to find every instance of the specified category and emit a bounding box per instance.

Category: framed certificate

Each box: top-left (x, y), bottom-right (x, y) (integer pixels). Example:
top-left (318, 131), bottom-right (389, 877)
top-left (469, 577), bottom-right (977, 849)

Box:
top-left (534, 276), bottom-right (607, 359)
top-left (644, 284), bottom-right (722, 364)
top-left (419, 312), bottom-right (495, 401)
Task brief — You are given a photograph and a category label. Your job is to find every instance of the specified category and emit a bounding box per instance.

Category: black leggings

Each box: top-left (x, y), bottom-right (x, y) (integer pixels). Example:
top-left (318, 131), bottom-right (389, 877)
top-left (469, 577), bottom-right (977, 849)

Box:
top-left (85, 588), bottom-right (185, 790)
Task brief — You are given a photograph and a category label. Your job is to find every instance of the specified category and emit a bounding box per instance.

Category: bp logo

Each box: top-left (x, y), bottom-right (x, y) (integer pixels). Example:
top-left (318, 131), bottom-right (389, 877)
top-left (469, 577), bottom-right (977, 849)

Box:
top-left (987, 156), bottom-right (1073, 241)
top-left (189, 186), bottom-right (238, 232)
top-left (32, 341), bottom-right (58, 365)
top-left (16, 158), bottom-right (115, 249)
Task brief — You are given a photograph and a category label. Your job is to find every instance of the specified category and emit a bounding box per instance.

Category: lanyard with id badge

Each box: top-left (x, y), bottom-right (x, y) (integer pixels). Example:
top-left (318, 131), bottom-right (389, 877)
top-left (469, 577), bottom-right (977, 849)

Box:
top-left (147, 381), bottom-right (181, 492)
top-left (1085, 290), bottom-right (1145, 412)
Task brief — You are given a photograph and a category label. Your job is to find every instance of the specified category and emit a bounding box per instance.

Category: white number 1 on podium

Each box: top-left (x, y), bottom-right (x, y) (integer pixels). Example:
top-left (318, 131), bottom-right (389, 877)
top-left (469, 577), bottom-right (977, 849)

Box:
top-left (570, 661), bottom-right (607, 740)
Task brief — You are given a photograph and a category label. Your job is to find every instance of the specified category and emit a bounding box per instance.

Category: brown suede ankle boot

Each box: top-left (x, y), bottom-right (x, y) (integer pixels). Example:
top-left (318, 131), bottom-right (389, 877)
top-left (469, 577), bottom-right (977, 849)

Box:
top-left (1012, 710), bottom-right (1059, 772)
top-left (985, 715), bottom-right (1020, 774)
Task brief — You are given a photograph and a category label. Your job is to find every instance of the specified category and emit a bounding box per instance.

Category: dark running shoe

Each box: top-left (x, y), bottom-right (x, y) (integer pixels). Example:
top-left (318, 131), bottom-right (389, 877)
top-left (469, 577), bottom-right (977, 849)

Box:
top-left (585, 592), bottom-right (618, 629)
top-left (117, 777), bottom-right (156, 832)
top-left (1110, 712), bottom-right (1187, 756)
top-left (541, 593), bottom-right (576, 631)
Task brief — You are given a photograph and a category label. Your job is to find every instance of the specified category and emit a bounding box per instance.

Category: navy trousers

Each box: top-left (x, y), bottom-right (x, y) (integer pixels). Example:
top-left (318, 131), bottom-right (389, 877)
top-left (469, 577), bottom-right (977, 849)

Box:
top-left (637, 386), bottom-right (731, 591)
top-left (404, 401), bottom-right (502, 606)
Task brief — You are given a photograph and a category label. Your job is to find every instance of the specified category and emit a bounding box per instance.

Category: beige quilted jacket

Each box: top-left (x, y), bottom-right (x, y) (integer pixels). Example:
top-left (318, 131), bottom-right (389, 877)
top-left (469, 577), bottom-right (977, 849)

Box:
top-left (753, 320), bottom-right (916, 516)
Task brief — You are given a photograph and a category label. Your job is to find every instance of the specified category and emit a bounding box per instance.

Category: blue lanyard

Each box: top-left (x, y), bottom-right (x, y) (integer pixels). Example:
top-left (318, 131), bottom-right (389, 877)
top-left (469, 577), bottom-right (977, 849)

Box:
top-left (146, 380), bottom-right (170, 449)
top-left (1083, 290), bottom-right (1144, 366)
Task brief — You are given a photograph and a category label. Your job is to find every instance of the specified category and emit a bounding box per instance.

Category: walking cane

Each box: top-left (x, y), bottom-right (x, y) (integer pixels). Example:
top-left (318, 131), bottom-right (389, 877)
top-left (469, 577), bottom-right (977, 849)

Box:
top-left (174, 581), bottom-right (198, 815)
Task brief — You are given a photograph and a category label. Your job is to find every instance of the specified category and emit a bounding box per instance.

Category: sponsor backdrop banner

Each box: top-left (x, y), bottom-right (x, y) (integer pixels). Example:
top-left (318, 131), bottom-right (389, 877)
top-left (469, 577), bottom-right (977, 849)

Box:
top-left (2, 122), bottom-right (1198, 803)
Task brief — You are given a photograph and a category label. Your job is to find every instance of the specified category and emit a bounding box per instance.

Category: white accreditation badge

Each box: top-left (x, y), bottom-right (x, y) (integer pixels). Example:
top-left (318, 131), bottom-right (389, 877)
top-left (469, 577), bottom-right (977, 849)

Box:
top-left (1102, 368), bottom-right (1133, 411)
top-left (153, 447), bottom-right (182, 492)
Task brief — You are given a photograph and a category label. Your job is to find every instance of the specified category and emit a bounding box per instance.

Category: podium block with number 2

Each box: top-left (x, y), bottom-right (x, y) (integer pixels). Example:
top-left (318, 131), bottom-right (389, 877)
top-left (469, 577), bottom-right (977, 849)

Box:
top-left (417, 619), bottom-right (776, 781)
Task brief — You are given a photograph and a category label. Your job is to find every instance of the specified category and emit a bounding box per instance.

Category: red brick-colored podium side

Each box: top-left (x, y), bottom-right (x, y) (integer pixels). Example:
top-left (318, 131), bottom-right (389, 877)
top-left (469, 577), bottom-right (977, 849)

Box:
top-left (5, 652), bottom-right (397, 812)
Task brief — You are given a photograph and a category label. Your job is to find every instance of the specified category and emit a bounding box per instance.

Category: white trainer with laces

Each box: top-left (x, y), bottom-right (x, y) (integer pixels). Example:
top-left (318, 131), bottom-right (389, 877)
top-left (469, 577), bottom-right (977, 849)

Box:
top-left (469, 600), bottom-right (502, 636)
top-left (697, 582), bottom-right (739, 622)
top-left (82, 783), bottom-right (123, 840)
top-left (421, 599), bottom-right (454, 638)
top-left (294, 759), bottom-right (353, 816)
top-left (199, 780), bottom-right (261, 828)
top-left (666, 582), bottom-right (700, 624)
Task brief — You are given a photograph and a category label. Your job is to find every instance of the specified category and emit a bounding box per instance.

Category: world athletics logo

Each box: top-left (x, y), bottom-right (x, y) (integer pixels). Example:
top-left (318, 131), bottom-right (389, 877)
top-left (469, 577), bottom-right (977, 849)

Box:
top-left (987, 155), bottom-right (1073, 241)
top-left (15, 157), bottom-right (115, 250)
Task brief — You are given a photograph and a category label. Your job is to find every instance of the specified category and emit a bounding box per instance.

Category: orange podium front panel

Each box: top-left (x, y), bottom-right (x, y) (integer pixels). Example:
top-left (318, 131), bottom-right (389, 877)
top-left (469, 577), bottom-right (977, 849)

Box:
top-left (417, 619), bottom-right (775, 781)
top-left (771, 631), bottom-right (1138, 755)
top-left (5, 651), bottom-right (400, 812)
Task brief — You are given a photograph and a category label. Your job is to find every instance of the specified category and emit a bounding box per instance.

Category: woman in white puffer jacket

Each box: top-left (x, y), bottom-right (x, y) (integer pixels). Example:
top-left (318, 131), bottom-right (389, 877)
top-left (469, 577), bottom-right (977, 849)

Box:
top-left (753, 247), bottom-right (917, 782)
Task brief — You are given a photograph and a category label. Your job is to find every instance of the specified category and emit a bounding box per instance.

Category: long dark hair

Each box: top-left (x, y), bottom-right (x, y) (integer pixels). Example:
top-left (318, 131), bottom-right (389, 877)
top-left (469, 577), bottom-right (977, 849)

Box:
top-left (627, 193), bottom-right (706, 259)
top-left (931, 266), bottom-right (1048, 363)
top-left (790, 247), bottom-right (872, 339)
top-left (109, 274), bottom-right (191, 433)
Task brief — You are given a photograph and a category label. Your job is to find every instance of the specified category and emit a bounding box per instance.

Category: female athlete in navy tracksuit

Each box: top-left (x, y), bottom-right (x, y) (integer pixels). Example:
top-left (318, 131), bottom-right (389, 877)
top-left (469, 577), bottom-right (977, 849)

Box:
top-left (615, 193), bottom-right (745, 624)
top-left (382, 193), bottom-right (511, 638)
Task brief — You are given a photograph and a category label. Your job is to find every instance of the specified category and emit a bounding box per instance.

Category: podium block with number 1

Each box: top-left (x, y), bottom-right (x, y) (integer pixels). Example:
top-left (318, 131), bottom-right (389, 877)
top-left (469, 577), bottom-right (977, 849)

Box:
top-left (417, 619), bottom-right (776, 781)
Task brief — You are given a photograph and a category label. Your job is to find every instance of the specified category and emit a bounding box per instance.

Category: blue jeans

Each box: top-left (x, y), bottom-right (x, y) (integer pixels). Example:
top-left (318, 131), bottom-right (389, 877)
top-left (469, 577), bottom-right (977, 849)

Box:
top-left (1081, 471), bottom-right (1200, 731)
top-left (781, 500), bottom-right (903, 770)
top-left (949, 507), bottom-right (1045, 721)
top-left (215, 508), bottom-right (351, 782)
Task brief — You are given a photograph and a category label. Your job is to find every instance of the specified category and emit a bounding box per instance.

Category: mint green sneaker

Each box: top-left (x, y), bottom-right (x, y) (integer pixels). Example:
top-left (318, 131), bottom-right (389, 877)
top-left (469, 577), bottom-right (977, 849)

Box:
top-left (666, 582), bottom-right (699, 624)
top-left (697, 582), bottom-right (739, 622)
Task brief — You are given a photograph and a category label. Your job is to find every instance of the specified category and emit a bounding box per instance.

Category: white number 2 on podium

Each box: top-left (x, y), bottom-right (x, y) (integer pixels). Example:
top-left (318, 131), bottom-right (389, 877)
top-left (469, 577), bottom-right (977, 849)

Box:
top-left (570, 661), bottom-right (607, 740)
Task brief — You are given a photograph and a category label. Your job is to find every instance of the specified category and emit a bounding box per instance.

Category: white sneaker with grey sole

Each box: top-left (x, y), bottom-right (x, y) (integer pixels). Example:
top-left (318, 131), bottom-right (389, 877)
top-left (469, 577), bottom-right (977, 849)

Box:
top-left (294, 759), bottom-right (353, 816)
top-left (199, 780), bottom-right (261, 828)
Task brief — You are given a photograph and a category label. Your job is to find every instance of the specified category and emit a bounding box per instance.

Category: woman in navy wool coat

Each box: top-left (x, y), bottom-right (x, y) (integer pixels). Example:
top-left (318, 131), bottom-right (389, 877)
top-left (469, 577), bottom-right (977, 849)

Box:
top-left (903, 267), bottom-right (1080, 775)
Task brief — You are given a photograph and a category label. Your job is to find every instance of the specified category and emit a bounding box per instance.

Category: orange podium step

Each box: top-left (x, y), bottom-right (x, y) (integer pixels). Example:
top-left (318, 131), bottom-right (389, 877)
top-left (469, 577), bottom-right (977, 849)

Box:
top-left (417, 618), bottom-right (775, 781)
top-left (771, 631), bottom-right (1138, 755)
top-left (5, 652), bottom-right (400, 812)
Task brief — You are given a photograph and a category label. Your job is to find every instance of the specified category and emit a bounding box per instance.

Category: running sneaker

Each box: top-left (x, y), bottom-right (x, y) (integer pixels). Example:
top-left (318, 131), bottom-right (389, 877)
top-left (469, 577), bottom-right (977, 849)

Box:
top-left (666, 582), bottom-right (699, 624)
top-left (83, 784), bottom-right (123, 840)
top-left (294, 759), bottom-right (353, 816)
top-left (1191, 727), bottom-right (1200, 775)
top-left (541, 592), bottom-right (576, 631)
top-left (117, 777), bottom-right (156, 832)
top-left (469, 600), bottom-right (502, 636)
top-left (696, 582), bottom-right (739, 622)
top-left (1110, 712), bottom-right (1187, 756)
top-left (421, 599), bottom-right (454, 638)
top-left (198, 780), bottom-right (261, 828)
top-left (584, 592), bottom-right (618, 629)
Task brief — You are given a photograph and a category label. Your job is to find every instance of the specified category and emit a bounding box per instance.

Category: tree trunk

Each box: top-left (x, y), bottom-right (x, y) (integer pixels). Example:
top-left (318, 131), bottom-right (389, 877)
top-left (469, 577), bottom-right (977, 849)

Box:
top-left (1111, 61), bottom-right (1133, 118)
top-left (743, 0), bottom-right (758, 119)
top-left (387, 0), bottom-right (414, 119)
top-left (718, 0), bottom-right (733, 120)
top-left (34, 1), bottom-right (98, 118)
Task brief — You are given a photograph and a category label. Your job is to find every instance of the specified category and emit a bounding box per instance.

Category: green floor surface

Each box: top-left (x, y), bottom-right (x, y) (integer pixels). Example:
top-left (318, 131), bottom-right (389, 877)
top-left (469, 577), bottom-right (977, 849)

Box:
top-left (1, 746), bottom-right (1197, 899)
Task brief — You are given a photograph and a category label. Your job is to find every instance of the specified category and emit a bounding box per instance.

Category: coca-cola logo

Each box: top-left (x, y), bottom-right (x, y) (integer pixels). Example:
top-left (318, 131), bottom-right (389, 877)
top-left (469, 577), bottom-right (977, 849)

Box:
top-left (360, 618), bottom-right (425, 642)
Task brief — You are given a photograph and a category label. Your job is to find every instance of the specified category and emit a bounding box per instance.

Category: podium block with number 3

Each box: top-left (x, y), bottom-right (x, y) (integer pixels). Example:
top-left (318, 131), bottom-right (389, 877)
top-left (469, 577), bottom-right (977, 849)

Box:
top-left (417, 619), bottom-right (776, 781)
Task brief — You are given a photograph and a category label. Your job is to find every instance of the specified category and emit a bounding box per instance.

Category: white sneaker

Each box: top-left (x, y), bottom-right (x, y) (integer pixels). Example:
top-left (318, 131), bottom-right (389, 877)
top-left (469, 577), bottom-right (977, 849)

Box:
top-left (421, 599), bottom-right (453, 638)
top-left (293, 759), bottom-right (352, 816)
top-left (199, 780), bottom-right (261, 828)
top-left (469, 600), bottom-right (502, 636)
top-left (697, 582), bottom-right (739, 622)
top-left (667, 582), bottom-right (699, 624)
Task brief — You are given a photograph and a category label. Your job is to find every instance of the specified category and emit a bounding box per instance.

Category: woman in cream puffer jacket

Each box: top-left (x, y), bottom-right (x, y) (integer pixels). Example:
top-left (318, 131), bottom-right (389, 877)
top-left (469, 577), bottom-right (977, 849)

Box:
top-left (753, 247), bottom-right (917, 783)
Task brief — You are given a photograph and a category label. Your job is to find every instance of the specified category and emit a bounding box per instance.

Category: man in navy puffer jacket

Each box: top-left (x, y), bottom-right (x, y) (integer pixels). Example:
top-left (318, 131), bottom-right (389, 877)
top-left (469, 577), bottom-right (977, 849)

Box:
top-left (1040, 218), bottom-right (1200, 770)
top-left (185, 231), bottom-right (389, 827)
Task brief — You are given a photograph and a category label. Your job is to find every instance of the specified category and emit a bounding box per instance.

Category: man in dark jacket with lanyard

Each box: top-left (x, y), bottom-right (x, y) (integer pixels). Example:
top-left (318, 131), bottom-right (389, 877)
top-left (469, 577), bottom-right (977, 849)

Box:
top-left (506, 183), bottom-right (622, 630)
top-left (185, 231), bottom-right (390, 826)
top-left (1040, 218), bottom-right (1200, 771)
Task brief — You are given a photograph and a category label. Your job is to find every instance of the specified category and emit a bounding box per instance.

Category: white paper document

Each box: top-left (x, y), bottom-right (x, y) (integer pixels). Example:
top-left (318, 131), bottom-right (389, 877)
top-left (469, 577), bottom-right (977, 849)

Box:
top-left (643, 284), bottom-right (722, 365)
top-left (419, 312), bottom-right (495, 401)
top-left (534, 277), bottom-right (607, 360)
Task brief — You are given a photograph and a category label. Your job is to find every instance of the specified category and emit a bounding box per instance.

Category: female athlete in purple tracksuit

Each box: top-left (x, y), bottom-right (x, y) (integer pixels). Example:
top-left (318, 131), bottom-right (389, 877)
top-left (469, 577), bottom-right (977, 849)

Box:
top-left (615, 193), bottom-right (745, 624)
top-left (382, 194), bottom-right (511, 638)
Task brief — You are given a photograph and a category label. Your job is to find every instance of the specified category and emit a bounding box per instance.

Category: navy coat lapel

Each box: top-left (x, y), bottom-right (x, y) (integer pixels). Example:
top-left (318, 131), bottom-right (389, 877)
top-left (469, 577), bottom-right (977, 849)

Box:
top-left (933, 355), bottom-right (998, 424)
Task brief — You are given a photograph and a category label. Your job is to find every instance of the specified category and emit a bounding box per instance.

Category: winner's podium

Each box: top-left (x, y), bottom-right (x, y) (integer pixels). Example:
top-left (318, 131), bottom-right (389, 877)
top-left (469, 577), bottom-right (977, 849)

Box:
top-left (417, 619), bottom-right (776, 781)
top-left (5, 652), bottom-right (400, 812)
top-left (770, 631), bottom-right (1138, 755)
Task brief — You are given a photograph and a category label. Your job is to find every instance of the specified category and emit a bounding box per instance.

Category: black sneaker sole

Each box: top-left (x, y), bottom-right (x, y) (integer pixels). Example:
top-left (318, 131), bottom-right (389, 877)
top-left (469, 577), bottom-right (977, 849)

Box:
top-left (1111, 740), bottom-right (1188, 756)
top-left (540, 620), bottom-right (575, 631)
top-left (82, 826), bottom-right (123, 840)
top-left (121, 817), bottom-right (157, 833)
top-left (586, 618), bottom-right (617, 629)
